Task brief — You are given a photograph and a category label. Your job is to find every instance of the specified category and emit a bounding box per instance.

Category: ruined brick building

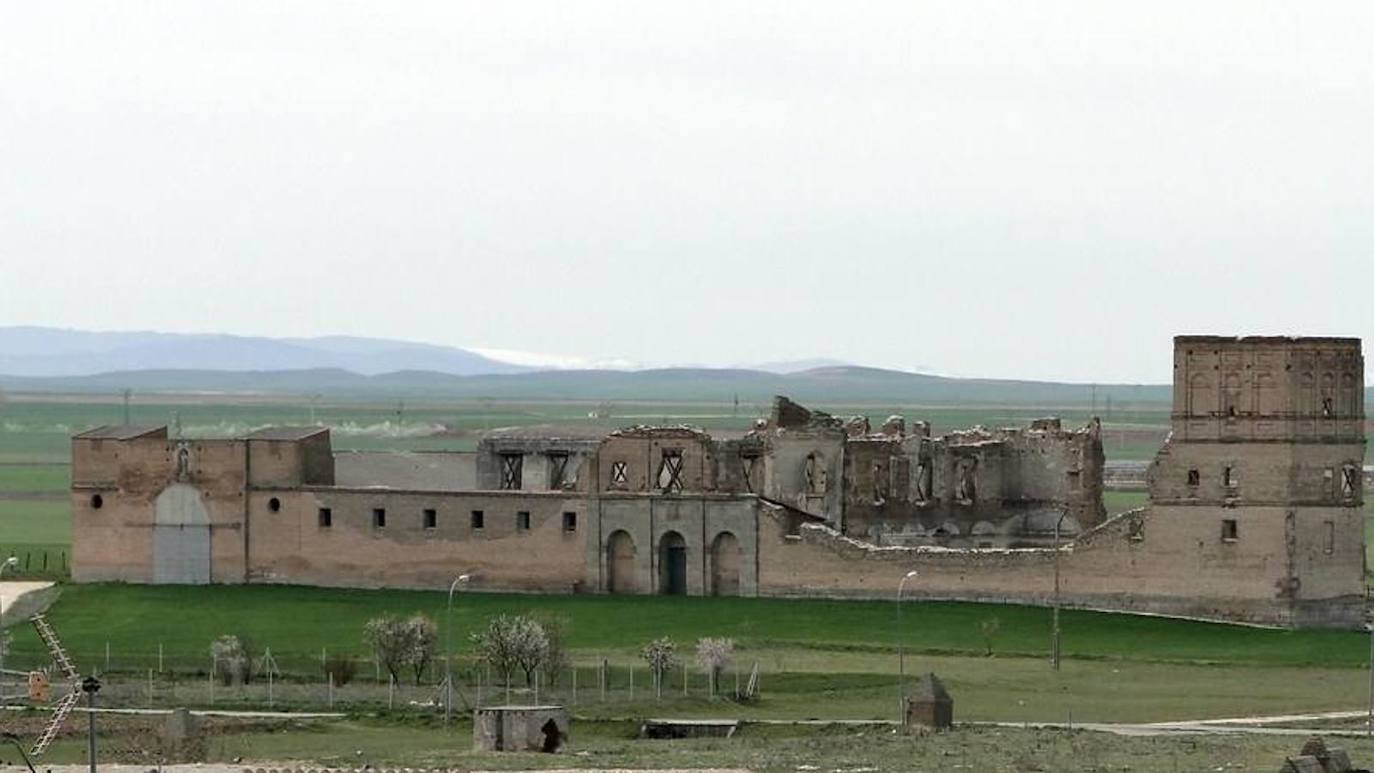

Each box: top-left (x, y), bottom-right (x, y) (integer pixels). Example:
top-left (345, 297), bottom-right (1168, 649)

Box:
top-left (68, 335), bottom-right (1366, 628)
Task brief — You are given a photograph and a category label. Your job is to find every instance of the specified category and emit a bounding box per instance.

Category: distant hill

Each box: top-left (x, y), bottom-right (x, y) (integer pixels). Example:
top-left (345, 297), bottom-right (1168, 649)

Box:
top-left (0, 364), bottom-right (1176, 407)
top-left (0, 327), bottom-right (528, 377)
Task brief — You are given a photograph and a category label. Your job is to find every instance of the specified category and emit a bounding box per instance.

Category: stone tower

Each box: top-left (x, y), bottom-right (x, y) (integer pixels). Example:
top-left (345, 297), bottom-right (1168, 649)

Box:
top-left (1148, 336), bottom-right (1366, 626)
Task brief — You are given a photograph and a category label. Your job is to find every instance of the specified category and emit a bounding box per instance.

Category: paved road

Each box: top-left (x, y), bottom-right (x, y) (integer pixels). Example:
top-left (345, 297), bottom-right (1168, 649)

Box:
top-left (0, 581), bottom-right (53, 616)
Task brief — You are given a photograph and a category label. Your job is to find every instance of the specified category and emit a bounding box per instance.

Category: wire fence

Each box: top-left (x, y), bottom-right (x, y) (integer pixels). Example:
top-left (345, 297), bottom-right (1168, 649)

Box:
top-left (0, 545), bottom-right (68, 579)
top-left (0, 645), bottom-right (762, 713)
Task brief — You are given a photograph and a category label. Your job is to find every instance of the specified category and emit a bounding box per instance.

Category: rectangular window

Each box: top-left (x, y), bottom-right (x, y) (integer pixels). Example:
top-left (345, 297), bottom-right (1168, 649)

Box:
top-left (657, 449), bottom-right (685, 492)
top-left (1324, 520), bottom-right (1336, 554)
top-left (517, 511), bottom-right (531, 530)
top-left (499, 453), bottom-right (523, 490)
top-left (372, 508), bottom-right (386, 529)
top-left (547, 452), bottom-right (570, 489)
top-left (1187, 469), bottom-right (1200, 486)
top-left (1223, 466), bottom-right (1236, 489)
top-left (471, 510), bottom-right (484, 530)
top-left (1221, 519), bottom-right (1238, 542)
top-left (563, 511), bottom-right (577, 532)
top-left (609, 460), bottom-right (628, 489)
top-left (318, 507), bottom-right (332, 528)
top-left (423, 508), bottom-right (437, 530)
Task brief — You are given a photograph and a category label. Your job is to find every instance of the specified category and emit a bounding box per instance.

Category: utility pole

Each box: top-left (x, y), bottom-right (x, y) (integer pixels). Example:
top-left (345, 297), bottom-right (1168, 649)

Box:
top-left (896, 569), bottom-right (918, 722)
top-left (445, 573), bottom-right (471, 729)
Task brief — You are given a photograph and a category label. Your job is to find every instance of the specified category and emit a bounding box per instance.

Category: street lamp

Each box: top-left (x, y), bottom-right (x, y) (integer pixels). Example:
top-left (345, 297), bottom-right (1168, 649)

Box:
top-left (896, 569), bottom-right (919, 722)
top-left (445, 573), bottom-right (472, 730)
top-left (1051, 512), bottom-right (1069, 671)
top-left (0, 555), bottom-right (18, 709)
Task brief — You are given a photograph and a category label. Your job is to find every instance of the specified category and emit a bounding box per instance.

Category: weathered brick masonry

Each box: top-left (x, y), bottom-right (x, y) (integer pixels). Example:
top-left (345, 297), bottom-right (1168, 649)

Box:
top-left (69, 335), bottom-right (1366, 628)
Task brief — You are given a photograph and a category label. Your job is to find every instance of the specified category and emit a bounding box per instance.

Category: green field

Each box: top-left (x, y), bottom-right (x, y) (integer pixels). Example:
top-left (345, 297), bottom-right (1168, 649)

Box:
top-left (1, 583), bottom-right (1373, 727)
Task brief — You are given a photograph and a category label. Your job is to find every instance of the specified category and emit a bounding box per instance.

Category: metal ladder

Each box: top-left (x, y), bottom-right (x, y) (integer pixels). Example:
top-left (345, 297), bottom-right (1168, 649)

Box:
top-left (29, 613), bottom-right (81, 757)
top-left (30, 689), bottom-right (78, 756)
top-left (30, 614), bottom-right (77, 679)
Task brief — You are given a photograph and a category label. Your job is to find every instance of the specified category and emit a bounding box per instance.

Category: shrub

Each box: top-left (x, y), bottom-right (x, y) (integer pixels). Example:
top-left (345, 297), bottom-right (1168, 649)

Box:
top-left (323, 653), bottom-right (359, 686)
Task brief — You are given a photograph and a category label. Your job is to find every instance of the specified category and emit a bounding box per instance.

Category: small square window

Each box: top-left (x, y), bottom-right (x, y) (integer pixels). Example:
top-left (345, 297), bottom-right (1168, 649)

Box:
top-left (1221, 519), bottom-right (1238, 542)
top-left (517, 511), bottom-right (531, 530)
top-left (563, 512), bottom-right (577, 532)
top-left (471, 510), bottom-right (484, 529)
top-left (423, 508), bottom-right (437, 529)
top-left (318, 507), bottom-right (332, 528)
top-left (372, 508), bottom-right (386, 528)
top-left (1186, 469), bottom-right (1200, 486)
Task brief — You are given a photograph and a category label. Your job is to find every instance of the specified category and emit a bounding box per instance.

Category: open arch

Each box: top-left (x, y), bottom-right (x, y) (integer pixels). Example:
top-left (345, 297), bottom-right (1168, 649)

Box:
top-left (709, 531), bottom-right (741, 596)
top-left (606, 530), bottom-right (637, 593)
top-left (659, 531), bottom-right (687, 595)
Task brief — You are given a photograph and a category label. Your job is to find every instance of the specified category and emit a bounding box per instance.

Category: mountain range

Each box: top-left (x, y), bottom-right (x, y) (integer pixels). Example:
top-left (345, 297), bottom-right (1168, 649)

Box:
top-left (15, 326), bottom-right (1354, 408)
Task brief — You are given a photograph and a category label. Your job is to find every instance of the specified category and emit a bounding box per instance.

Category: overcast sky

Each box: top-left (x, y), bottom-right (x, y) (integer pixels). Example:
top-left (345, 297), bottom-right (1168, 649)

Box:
top-left (2, 2), bottom-right (1371, 382)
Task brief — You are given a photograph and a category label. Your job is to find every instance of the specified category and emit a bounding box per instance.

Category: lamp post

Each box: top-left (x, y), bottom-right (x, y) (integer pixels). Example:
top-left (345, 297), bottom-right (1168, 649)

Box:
top-left (81, 675), bottom-right (101, 773)
top-left (896, 569), bottom-right (919, 722)
top-left (445, 573), bottom-right (471, 730)
top-left (1051, 512), bottom-right (1068, 671)
top-left (0, 555), bottom-right (18, 709)
top-left (1365, 605), bottom-right (1373, 736)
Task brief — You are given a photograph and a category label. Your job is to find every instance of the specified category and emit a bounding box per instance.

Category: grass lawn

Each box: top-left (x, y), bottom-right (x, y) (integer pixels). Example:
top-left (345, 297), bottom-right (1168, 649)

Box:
top-left (26, 715), bottom-right (1374, 771)
top-left (8, 584), bottom-right (1371, 673)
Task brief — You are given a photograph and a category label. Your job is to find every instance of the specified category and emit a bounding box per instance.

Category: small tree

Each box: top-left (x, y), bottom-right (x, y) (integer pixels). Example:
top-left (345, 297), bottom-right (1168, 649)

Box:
top-left (209, 635), bottom-right (254, 686)
top-left (695, 637), bottom-right (734, 697)
top-left (364, 615), bottom-right (410, 684)
top-left (979, 616), bottom-right (1001, 657)
top-left (405, 613), bottom-right (438, 685)
top-left (641, 637), bottom-right (676, 697)
top-left (534, 613), bottom-right (571, 687)
top-left (473, 614), bottom-right (549, 686)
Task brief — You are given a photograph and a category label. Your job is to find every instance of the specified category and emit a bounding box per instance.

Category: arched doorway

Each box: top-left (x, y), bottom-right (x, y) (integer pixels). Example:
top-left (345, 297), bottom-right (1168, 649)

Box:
top-left (606, 530), bottom-right (636, 593)
top-left (659, 531), bottom-right (687, 595)
top-left (153, 484), bottom-right (211, 584)
top-left (709, 532), bottom-right (740, 596)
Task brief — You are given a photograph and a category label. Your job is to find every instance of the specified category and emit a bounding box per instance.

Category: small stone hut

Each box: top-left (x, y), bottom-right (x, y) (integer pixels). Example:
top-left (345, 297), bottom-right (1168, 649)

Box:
top-left (473, 705), bottom-right (569, 753)
top-left (905, 673), bottom-right (953, 730)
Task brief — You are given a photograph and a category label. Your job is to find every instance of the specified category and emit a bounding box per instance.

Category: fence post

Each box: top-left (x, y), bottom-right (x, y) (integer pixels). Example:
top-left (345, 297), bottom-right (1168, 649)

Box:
top-left (572, 665), bottom-right (577, 704)
top-left (148, 668), bottom-right (154, 708)
top-left (506, 673), bottom-right (512, 705)
top-left (599, 659), bottom-right (606, 702)
top-left (683, 662), bottom-right (688, 697)
top-left (534, 670), bottom-right (540, 706)
top-left (628, 666), bottom-right (633, 701)
top-left (105, 641), bottom-right (110, 672)
top-left (328, 671), bottom-right (335, 708)
top-left (388, 674), bottom-right (395, 710)
top-left (209, 658), bottom-right (215, 705)
top-left (158, 642), bottom-right (164, 673)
